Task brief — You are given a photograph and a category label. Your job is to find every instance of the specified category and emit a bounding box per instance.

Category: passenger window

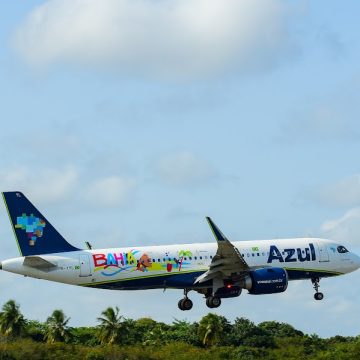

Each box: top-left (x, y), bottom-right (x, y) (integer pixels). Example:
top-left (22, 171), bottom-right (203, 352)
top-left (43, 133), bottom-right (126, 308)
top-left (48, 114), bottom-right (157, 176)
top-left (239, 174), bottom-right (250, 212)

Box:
top-left (195, 256), bottom-right (197, 260)
top-left (200, 256), bottom-right (203, 260)
top-left (252, 253), bottom-right (255, 257)
top-left (189, 257), bottom-right (192, 260)
top-left (257, 253), bottom-right (260, 256)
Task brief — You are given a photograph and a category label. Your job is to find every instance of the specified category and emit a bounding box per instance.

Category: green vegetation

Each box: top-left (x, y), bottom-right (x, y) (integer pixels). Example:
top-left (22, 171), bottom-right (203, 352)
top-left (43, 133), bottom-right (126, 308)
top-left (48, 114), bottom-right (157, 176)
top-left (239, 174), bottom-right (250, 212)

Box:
top-left (97, 306), bottom-right (125, 345)
top-left (44, 309), bottom-right (71, 343)
top-left (0, 299), bottom-right (359, 359)
top-left (0, 299), bottom-right (26, 337)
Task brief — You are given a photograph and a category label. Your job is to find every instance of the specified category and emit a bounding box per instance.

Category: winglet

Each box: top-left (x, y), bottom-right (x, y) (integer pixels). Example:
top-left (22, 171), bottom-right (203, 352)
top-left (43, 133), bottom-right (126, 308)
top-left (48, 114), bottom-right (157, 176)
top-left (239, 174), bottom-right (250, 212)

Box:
top-left (206, 217), bottom-right (227, 242)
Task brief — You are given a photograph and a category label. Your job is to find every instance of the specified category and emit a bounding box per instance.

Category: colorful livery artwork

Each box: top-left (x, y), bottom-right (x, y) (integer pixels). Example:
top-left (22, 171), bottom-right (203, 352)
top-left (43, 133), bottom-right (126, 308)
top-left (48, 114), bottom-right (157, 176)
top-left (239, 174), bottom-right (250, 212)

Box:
top-left (15, 213), bottom-right (46, 246)
top-left (92, 250), bottom-right (193, 276)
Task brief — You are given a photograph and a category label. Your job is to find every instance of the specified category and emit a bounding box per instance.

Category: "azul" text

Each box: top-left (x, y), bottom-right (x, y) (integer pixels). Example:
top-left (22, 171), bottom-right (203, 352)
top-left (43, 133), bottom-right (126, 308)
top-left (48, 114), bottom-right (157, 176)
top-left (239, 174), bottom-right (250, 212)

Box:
top-left (267, 243), bottom-right (316, 263)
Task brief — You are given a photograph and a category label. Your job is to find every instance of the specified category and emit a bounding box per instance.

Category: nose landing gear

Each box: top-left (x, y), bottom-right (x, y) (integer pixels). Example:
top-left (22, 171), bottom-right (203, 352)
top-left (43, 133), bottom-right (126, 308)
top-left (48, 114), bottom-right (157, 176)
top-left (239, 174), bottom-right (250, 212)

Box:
top-left (311, 277), bottom-right (324, 301)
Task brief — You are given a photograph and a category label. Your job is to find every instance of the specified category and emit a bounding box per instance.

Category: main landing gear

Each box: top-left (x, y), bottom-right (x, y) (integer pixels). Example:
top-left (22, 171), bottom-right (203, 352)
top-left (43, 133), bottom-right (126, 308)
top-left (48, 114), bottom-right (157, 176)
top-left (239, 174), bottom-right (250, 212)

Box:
top-left (311, 277), bottom-right (324, 301)
top-left (178, 289), bottom-right (222, 310)
top-left (206, 295), bottom-right (221, 309)
top-left (178, 289), bottom-right (193, 311)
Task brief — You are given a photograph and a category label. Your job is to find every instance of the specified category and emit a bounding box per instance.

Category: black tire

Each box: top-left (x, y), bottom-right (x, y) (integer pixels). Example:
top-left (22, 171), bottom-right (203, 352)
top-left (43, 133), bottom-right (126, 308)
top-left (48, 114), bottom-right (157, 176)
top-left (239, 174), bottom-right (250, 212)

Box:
top-left (178, 299), bottom-right (185, 310)
top-left (206, 297), bottom-right (214, 308)
top-left (211, 296), bottom-right (221, 308)
top-left (314, 292), bottom-right (324, 301)
top-left (183, 298), bottom-right (193, 310)
top-left (206, 296), bottom-right (221, 308)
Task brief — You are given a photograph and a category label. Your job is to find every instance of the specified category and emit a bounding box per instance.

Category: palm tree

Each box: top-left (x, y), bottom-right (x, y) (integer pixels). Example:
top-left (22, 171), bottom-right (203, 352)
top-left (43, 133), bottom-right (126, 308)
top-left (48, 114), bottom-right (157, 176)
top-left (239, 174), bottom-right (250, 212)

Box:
top-left (44, 309), bottom-right (70, 343)
top-left (198, 313), bottom-right (224, 347)
top-left (97, 306), bottom-right (124, 345)
top-left (0, 300), bottom-right (26, 337)
top-left (178, 250), bottom-right (192, 257)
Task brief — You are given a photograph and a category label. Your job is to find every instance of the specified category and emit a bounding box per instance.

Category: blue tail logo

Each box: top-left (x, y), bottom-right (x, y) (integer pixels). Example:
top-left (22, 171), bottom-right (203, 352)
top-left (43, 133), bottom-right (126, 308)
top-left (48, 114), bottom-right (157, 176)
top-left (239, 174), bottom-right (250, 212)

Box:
top-left (15, 213), bottom-right (46, 246)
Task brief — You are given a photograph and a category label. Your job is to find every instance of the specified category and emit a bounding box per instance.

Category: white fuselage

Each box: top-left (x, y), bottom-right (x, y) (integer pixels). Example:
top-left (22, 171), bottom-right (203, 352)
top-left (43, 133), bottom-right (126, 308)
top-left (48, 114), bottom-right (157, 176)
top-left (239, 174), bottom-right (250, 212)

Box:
top-left (2, 237), bottom-right (360, 291)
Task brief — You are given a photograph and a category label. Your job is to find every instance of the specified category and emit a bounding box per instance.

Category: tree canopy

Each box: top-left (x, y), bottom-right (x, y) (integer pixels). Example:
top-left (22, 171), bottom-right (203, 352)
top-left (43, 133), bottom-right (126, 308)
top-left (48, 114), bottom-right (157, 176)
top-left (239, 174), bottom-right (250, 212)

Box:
top-left (97, 306), bottom-right (125, 345)
top-left (0, 299), bottom-right (359, 360)
top-left (44, 309), bottom-right (71, 343)
top-left (0, 299), bottom-right (26, 338)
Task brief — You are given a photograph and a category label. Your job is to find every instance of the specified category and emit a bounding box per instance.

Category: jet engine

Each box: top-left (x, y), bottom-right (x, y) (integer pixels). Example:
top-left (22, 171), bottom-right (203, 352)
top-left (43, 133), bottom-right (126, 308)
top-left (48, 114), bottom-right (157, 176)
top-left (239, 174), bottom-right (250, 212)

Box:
top-left (240, 267), bottom-right (288, 295)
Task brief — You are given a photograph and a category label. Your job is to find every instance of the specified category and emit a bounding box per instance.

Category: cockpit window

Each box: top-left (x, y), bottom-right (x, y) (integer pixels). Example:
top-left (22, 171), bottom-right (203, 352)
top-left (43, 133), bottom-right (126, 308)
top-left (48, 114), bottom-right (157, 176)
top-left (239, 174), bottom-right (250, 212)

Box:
top-left (337, 246), bottom-right (349, 253)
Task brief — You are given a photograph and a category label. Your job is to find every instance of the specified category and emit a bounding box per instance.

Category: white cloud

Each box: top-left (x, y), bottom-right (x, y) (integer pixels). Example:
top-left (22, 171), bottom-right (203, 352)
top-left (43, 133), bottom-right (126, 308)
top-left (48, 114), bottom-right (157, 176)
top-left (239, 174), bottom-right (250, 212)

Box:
top-left (0, 165), bottom-right (135, 209)
top-left (13, 0), bottom-right (295, 78)
top-left (0, 166), bottom-right (78, 204)
top-left (84, 176), bottom-right (135, 208)
top-left (320, 207), bottom-right (360, 246)
top-left (317, 174), bottom-right (360, 208)
top-left (157, 151), bottom-right (215, 186)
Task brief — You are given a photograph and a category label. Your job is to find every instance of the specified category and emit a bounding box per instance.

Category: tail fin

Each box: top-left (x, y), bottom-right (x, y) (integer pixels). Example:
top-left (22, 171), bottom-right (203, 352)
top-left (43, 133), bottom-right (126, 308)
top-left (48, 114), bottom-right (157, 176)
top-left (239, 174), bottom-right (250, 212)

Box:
top-left (2, 192), bottom-right (80, 256)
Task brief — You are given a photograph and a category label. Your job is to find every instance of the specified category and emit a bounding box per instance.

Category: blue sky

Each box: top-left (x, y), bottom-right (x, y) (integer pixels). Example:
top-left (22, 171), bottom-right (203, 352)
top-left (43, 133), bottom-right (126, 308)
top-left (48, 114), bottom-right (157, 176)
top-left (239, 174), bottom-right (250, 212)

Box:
top-left (0, 0), bottom-right (360, 337)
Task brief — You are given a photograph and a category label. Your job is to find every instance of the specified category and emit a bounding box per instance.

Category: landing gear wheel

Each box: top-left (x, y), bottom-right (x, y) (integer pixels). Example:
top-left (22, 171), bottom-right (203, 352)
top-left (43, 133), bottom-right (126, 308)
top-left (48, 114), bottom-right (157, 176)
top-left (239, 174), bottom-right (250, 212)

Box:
top-left (182, 298), bottom-right (193, 310)
top-left (206, 296), bottom-right (221, 308)
top-left (206, 297), bottom-right (214, 308)
top-left (178, 298), bottom-right (193, 311)
top-left (311, 278), bottom-right (324, 301)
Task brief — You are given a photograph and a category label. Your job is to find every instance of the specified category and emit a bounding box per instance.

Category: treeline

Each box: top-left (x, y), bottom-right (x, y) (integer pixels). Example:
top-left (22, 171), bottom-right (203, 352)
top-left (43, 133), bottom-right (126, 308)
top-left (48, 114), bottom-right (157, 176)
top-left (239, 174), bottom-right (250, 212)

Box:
top-left (0, 299), bottom-right (359, 360)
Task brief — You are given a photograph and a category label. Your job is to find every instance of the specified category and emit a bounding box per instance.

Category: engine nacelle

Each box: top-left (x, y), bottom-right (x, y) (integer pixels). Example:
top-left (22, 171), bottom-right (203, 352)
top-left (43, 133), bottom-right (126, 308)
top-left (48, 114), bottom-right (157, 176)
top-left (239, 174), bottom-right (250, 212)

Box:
top-left (242, 267), bottom-right (288, 295)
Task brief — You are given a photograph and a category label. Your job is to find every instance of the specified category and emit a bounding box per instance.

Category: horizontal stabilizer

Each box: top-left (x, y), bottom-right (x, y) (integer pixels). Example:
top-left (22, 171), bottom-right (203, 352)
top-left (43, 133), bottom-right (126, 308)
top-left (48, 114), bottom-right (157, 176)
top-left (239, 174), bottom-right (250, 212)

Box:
top-left (23, 256), bottom-right (57, 270)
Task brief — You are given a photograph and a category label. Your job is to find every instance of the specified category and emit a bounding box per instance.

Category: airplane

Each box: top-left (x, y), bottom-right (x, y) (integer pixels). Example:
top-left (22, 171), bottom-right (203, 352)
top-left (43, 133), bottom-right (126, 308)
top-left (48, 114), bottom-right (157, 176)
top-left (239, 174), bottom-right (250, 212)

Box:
top-left (0, 191), bottom-right (359, 311)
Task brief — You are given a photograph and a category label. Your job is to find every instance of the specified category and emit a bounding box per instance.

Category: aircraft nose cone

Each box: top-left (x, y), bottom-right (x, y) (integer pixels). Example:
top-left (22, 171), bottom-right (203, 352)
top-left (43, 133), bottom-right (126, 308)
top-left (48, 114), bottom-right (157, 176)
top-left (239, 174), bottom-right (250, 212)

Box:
top-left (355, 254), bottom-right (360, 269)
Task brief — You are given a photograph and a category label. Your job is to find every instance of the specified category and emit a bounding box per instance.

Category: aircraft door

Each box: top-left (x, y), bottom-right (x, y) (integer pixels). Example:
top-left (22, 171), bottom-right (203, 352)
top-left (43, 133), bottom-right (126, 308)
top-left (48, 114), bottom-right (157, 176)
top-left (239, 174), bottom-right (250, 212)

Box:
top-left (79, 254), bottom-right (92, 277)
top-left (317, 243), bottom-right (329, 262)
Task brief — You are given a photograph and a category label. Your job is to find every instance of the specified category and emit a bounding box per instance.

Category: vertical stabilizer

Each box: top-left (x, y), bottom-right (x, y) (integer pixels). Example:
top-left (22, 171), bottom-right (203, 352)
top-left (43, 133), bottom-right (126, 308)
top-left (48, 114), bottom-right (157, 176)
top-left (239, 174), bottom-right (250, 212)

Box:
top-left (2, 192), bottom-right (80, 256)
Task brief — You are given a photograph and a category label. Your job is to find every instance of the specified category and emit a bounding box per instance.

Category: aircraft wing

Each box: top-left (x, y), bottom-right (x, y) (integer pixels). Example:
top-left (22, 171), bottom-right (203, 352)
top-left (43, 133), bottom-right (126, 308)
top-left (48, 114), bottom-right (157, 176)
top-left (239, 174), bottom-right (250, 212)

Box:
top-left (195, 217), bottom-right (250, 285)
